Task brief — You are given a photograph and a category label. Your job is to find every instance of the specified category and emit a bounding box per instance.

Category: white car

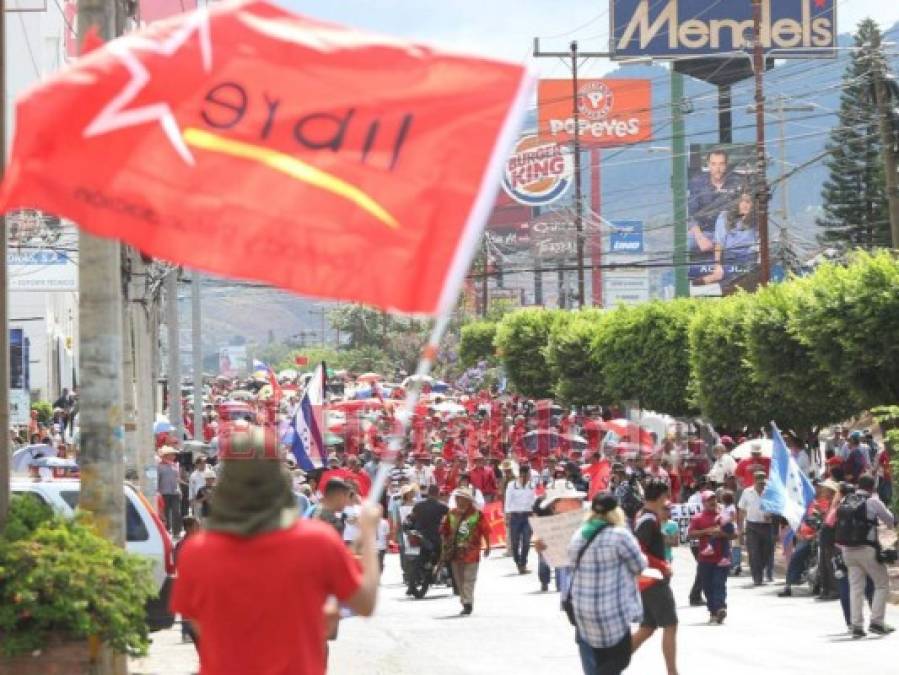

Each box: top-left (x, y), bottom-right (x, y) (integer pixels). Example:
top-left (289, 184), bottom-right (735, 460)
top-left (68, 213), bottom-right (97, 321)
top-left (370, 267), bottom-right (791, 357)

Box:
top-left (10, 478), bottom-right (176, 631)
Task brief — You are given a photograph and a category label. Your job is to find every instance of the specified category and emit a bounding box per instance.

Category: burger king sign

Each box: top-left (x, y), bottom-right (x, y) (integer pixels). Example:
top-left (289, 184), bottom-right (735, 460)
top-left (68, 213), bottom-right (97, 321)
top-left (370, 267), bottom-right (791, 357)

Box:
top-left (501, 134), bottom-right (573, 206)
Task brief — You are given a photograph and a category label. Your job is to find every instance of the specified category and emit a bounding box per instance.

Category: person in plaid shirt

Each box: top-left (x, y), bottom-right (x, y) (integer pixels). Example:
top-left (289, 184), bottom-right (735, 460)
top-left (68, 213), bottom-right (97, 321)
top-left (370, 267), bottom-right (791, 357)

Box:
top-left (567, 493), bottom-right (647, 675)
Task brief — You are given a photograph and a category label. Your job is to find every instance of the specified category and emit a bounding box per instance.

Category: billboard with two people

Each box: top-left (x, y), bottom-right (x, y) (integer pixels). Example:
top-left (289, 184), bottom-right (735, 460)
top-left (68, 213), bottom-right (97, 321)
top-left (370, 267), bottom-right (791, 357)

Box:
top-left (687, 144), bottom-right (759, 296)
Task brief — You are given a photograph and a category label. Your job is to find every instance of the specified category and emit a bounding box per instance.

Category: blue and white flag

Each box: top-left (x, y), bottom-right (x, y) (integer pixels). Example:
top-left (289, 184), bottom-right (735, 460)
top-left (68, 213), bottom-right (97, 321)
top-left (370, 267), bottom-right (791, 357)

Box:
top-left (290, 363), bottom-right (326, 471)
top-left (761, 423), bottom-right (815, 531)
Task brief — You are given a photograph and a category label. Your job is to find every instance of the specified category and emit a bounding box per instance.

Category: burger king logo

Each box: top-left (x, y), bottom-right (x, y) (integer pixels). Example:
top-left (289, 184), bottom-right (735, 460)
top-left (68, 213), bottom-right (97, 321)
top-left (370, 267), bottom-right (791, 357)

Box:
top-left (501, 135), bottom-right (573, 206)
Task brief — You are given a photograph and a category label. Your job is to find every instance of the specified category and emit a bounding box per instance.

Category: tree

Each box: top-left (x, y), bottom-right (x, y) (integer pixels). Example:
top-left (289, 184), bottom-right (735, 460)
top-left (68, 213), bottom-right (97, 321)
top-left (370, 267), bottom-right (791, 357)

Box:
top-left (817, 19), bottom-right (893, 250)
top-left (789, 251), bottom-right (899, 408)
top-left (545, 310), bottom-right (607, 406)
top-left (744, 279), bottom-right (858, 432)
top-left (495, 308), bottom-right (562, 398)
top-left (689, 295), bottom-right (786, 431)
top-left (592, 300), bottom-right (697, 416)
top-left (459, 321), bottom-right (498, 368)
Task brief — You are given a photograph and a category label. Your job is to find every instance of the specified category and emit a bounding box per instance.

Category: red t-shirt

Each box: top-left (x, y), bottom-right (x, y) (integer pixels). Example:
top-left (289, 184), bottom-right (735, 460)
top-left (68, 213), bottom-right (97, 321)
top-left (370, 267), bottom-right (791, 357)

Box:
top-left (171, 521), bottom-right (361, 675)
top-left (688, 510), bottom-right (723, 564)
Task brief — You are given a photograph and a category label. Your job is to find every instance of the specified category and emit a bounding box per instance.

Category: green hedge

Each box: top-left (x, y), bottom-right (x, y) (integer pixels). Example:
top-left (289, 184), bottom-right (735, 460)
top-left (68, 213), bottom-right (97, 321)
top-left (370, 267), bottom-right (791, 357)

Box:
top-left (459, 321), bottom-right (498, 368)
top-left (492, 251), bottom-right (899, 429)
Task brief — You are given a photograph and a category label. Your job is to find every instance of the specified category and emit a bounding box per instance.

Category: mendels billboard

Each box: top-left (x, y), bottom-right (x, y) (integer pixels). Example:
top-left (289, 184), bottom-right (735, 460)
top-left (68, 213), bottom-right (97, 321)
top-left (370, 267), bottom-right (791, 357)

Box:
top-left (611, 0), bottom-right (836, 59)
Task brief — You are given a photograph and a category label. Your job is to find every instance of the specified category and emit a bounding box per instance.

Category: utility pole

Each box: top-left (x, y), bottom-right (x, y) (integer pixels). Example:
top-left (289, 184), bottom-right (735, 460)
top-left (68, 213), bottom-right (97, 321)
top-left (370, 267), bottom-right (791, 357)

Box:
top-left (873, 67), bottom-right (899, 248)
top-left (671, 69), bottom-right (689, 298)
top-left (533, 38), bottom-right (609, 308)
top-left (78, 1), bottom-right (128, 671)
top-left (0, 0), bottom-right (9, 527)
top-left (191, 271), bottom-right (203, 443)
top-left (752, 0), bottom-right (771, 285)
top-left (570, 40), bottom-right (585, 308)
top-left (165, 269), bottom-right (183, 444)
top-left (78, 0), bottom-right (126, 544)
top-left (132, 256), bottom-right (156, 500)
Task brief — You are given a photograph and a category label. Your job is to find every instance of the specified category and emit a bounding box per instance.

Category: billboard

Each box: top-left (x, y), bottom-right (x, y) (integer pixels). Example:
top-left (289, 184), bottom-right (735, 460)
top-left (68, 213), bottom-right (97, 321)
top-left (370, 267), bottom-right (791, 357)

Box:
top-left (8, 250), bottom-right (78, 292)
top-left (501, 135), bottom-right (573, 206)
top-left (687, 144), bottom-right (758, 296)
top-left (604, 271), bottom-right (650, 307)
top-left (609, 220), bottom-right (644, 254)
top-left (219, 346), bottom-right (248, 377)
top-left (611, 0), bottom-right (836, 59)
top-left (538, 79), bottom-right (652, 147)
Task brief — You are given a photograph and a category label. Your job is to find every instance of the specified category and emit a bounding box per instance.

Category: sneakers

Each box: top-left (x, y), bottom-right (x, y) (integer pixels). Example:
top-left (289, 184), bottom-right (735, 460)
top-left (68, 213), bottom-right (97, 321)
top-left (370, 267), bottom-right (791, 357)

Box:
top-left (869, 623), bottom-right (896, 635)
top-left (517, 565), bottom-right (531, 575)
top-left (715, 608), bottom-right (727, 624)
top-left (460, 603), bottom-right (473, 616)
top-left (852, 626), bottom-right (867, 639)
top-left (540, 583), bottom-right (549, 592)
top-left (777, 587), bottom-right (792, 598)
top-left (689, 597), bottom-right (705, 606)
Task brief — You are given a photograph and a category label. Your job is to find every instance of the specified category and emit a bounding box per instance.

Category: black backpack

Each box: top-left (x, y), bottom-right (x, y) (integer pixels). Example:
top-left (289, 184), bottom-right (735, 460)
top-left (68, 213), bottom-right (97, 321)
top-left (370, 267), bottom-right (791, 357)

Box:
top-left (834, 493), bottom-right (873, 547)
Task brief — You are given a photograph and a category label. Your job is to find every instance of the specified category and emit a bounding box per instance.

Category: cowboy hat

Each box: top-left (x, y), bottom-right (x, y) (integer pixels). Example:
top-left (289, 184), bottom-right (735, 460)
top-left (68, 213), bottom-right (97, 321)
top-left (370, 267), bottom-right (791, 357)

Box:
top-left (451, 486), bottom-right (475, 502)
top-left (819, 479), bottom-right (840, 493)
top-left (540, 479), bottom-right (586, 510)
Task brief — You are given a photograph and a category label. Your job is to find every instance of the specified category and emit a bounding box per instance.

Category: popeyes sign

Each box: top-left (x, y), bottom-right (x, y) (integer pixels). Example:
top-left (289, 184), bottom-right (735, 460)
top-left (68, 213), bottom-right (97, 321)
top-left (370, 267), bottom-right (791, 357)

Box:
top-left (538, 79), bottom-right (652, 147)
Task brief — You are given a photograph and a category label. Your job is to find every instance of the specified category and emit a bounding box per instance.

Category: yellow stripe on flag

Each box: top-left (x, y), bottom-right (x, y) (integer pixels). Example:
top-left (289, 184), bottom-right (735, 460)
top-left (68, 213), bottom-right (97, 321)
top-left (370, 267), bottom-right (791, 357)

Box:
top-left (182, 127), bottom-right (400, 230)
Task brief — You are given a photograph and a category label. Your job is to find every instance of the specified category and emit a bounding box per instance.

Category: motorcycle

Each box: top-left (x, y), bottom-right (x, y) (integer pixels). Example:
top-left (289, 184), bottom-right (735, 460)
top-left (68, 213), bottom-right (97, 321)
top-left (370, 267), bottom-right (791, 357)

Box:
top-left (404, 529), bottom-right (441, 599)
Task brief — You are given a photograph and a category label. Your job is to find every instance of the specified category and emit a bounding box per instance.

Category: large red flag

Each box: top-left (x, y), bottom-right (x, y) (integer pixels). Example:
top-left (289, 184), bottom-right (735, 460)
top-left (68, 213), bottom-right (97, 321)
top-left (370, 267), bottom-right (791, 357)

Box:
top-left (0, 1), bottom-right (531, 315)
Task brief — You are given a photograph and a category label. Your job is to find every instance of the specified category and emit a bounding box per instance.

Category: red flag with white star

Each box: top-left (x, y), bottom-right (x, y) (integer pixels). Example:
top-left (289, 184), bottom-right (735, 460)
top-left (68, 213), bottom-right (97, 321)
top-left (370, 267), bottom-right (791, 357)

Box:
top-left (0, 0), bottom-right (531, 315)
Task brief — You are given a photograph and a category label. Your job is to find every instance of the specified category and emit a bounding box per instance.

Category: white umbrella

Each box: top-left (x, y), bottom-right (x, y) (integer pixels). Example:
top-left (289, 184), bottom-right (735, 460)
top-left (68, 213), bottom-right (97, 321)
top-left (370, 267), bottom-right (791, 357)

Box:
top-left (11, 444), bottom-right (56, 473)
top-left (432, 401), bottom-right (466, 415)
top-left (731, 438), bottom-right (773, 460)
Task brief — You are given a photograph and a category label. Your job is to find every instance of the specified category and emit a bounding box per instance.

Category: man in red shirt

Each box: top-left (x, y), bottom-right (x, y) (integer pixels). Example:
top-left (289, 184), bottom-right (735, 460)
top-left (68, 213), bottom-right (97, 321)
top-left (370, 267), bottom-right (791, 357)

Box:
top-left (583, 452), bottom-right (612, 499)
top-left (735, 443), bottom-right (771, 488)
top-left (688, 491), bottom-right (735, 624)
top-left (440, 487), bottom-right (491, 615)
top-left (469, 455), bottom-right (498, 502)
top-left (171, 436), bottom-right (381, 675)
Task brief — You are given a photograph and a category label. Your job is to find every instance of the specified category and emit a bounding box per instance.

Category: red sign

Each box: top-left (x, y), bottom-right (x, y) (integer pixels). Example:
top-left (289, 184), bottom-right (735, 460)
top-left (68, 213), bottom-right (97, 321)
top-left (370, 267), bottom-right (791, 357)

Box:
top-left (483, 501), bottom-right (507, 548)
top-left (538, 78), bottom-right (652, 147)
top-left (0, 1), bottom-right (531, 315)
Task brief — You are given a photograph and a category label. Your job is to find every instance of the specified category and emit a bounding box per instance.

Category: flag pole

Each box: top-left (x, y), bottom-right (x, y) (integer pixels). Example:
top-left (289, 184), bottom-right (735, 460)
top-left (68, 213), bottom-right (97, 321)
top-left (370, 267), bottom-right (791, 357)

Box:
top-left (365, 67), bottom-right (534, 505)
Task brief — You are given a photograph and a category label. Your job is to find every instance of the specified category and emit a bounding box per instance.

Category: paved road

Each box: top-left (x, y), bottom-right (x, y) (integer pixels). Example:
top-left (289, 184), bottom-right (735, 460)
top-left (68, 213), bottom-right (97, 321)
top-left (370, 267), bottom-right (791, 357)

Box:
top-left (132, 546), bottom-right (899, 674)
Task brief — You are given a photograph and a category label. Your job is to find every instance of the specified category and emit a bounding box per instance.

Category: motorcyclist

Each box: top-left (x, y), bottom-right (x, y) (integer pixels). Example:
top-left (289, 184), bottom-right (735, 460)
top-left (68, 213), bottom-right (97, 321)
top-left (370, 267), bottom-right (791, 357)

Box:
top-left (406, 484), bottom-right (450, 593)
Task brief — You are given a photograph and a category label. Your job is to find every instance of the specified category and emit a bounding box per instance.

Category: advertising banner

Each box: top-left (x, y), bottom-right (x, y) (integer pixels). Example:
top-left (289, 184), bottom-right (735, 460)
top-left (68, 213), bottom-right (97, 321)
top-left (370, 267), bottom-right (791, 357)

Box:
top-left (219, 346), bottom-right (248, 377)
top-left (611, 0), bottom-right (837, 60)
top-left (8, 249), bottom-right (78, 292)
top-left (501, 135), bottom-right (573, 206)
top-left (538, 79), bottom-right (652, 147)
top-left (686, 144), bottom-right (758, 297)
top-left (10, 390), bottom-right (31, 427)
top-left (609, 220), bottom-right (644, 254)
top-left (603, 271), bottom-right (650, 307)
top-left (669, 502), bottom-right (703, 544)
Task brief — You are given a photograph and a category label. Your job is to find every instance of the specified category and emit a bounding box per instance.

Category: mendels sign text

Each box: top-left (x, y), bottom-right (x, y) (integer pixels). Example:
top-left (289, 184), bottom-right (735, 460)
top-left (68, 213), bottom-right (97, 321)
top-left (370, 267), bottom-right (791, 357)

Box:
top-left (611, 0), bottom-right (836, 59)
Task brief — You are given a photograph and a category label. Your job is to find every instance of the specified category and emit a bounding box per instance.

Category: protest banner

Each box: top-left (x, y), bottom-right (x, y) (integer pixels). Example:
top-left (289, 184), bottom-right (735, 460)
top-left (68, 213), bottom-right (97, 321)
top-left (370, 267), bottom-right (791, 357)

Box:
top-left (528, 509), bottom-right (585, 568)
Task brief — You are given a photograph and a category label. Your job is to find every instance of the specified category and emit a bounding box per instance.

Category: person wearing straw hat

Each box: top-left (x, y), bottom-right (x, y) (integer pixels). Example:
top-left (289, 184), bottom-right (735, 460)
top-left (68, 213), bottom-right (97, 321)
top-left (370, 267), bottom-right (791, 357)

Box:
top-left (440, 486), bottom-right (491, 615)
top-left (535, 478), bottom-right (586, 593)
top-left (779, 478), bottom-right (839, 598)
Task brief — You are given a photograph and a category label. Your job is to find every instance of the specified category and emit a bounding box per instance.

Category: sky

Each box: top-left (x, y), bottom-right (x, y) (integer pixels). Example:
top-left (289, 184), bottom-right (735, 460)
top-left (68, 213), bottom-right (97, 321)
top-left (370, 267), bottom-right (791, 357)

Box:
top-left (286, 0), bottom-right (899, 79)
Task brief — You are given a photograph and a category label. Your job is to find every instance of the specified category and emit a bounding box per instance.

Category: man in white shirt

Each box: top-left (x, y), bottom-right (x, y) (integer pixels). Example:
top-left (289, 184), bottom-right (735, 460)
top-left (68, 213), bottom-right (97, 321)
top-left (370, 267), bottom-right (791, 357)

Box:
top-left (505, 464), bottom-right (537, 574)
top-left (708, 443), bottom-right (737, 485)
top-left (737, 471), bottom-right (772, 586)
top-left (409, 453), bottom-right (435, 490)
top-left (189, 455), bottom-right (209, 515)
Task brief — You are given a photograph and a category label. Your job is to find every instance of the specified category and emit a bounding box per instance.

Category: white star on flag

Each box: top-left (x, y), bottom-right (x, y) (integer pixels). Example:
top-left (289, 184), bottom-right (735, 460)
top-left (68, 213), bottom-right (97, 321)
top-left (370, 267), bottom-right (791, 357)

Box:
top-left (83, 10), bottom-right (212, 165)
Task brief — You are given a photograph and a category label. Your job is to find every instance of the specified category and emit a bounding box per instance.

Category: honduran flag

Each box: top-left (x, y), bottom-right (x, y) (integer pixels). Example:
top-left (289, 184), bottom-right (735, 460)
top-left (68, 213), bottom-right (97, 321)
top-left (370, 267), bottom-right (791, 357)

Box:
top-left (290, 363), bottom-right (326, 471)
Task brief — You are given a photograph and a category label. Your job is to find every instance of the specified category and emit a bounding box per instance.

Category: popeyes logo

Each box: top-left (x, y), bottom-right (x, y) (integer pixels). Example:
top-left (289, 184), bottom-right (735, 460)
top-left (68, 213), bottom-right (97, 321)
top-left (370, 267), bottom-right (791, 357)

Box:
top-left (538, 78), bottom-right (653, 147)
top-left (501, 135), bottom-right (573, 207)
